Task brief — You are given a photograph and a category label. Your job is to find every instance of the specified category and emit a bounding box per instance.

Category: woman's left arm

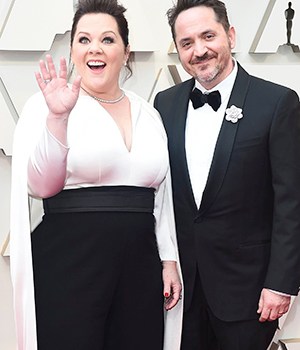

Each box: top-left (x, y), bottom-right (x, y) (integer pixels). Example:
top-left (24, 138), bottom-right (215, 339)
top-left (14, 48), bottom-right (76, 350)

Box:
top-left (154, 164), bottom-right (182, 310)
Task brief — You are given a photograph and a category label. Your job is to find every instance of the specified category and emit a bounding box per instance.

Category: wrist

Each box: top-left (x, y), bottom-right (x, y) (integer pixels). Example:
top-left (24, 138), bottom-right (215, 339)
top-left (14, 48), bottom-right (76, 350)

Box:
top-left (162, 260), bottom-right (177, 268)
top-left (48, 113), bottom-right (69, 121)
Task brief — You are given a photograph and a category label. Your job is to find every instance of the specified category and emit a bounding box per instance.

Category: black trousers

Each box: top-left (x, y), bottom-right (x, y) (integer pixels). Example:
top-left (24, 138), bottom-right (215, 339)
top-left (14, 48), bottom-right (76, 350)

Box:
top-left (180, 272), bottom-right (278, 350)
top-left (31, 210), bottom-right (164, 350)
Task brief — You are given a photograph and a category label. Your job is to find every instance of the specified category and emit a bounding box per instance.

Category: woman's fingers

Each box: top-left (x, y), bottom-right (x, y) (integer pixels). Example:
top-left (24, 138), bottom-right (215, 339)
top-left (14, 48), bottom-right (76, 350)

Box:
top-left (38, 54), bottom-right (58, 84)
top-left (59, 56), bottom-right (68, 80)
top-left (45, 54), bottom-right (57, 79)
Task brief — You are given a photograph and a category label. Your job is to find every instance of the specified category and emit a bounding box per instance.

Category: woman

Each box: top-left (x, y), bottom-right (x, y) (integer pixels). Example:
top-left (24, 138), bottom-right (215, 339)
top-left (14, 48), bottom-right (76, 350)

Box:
top-left (10, 0), bottom-right (182, 349)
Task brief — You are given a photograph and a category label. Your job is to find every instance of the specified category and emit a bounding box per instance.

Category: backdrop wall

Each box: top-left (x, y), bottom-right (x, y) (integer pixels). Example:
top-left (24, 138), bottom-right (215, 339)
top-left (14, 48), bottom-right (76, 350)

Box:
top-left (1, 0), bottom-right (300, 348)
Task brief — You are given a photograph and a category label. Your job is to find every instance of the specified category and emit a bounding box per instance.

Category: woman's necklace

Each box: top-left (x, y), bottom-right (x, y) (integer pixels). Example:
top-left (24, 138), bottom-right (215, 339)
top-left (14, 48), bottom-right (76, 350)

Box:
top-left (81, 86), bottom-right (125, 104)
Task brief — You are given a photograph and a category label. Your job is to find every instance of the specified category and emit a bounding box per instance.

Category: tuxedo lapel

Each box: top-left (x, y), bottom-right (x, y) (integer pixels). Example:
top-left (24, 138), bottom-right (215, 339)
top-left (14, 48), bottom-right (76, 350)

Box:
top-left (170, 79), bottom-right (198, 211)
top-left (198, 65), bottom-right (251, 216)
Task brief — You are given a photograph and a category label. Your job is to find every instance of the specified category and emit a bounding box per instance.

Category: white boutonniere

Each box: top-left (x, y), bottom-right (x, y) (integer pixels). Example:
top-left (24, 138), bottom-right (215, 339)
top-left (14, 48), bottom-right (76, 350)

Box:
top-left (225, 105), bottom-right (243, 123)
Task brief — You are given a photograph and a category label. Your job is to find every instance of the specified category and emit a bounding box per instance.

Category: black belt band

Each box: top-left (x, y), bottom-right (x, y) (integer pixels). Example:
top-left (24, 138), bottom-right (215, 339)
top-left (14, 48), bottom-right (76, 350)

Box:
top-left (43, 186), bottom-right (155, 214)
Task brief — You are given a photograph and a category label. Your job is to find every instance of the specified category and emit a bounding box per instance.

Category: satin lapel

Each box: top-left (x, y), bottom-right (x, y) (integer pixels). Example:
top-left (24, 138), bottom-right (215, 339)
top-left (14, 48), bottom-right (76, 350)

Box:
top-left (170, 78), bottom-right (198, 211)
top-left (198, 65), bottom-right (251, 216)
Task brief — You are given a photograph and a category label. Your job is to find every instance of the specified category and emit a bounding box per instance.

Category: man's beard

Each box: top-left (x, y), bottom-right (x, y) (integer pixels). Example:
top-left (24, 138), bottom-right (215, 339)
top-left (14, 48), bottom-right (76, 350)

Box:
top-left (195, 64), bottom-right (222, 85)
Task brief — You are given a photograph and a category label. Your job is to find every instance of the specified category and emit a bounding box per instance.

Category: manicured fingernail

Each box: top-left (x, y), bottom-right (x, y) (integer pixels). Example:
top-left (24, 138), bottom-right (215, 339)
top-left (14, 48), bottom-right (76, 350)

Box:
top-left (164, 293), bottom-right (169, 297)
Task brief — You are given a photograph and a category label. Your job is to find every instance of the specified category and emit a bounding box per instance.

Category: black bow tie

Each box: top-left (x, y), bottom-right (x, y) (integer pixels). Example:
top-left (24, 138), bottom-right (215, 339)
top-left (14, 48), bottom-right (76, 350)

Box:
top-left (190, 88), bottom-right (221, 111)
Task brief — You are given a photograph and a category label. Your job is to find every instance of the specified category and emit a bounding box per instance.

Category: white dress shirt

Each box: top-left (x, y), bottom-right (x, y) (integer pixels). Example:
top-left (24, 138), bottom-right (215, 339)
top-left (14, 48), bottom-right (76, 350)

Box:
top-left (185, 60), bottom-right (238, 208)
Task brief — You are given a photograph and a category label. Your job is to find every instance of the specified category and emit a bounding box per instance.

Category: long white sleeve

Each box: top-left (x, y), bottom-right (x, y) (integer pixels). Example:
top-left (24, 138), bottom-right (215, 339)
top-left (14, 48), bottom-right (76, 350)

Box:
top-left (154, 167), bottom-right (178, 261)
top-left (28, 127), bottom-right (69, 198)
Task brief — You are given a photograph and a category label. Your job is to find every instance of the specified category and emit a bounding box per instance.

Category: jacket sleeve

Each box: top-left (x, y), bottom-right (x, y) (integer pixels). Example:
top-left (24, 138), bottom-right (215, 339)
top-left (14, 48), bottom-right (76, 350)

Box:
top-left (264, 88), bottom-right (300, 295)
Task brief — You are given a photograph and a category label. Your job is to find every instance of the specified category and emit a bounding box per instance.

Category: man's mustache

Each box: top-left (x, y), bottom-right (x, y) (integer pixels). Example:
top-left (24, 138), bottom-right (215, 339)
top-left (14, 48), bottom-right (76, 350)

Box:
top-left (191, 53), bottom-right (212, 64)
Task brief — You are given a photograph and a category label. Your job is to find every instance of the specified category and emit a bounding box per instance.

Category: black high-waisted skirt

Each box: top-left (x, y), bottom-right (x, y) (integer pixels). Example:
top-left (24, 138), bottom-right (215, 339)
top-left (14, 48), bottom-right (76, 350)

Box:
top-left (31, 186), bottom-right (164, 350)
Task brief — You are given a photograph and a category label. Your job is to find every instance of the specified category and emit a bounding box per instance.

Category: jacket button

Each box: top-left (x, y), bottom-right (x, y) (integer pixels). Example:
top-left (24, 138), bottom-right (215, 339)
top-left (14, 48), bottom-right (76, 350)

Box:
top-left (194, 216), bottom-right (203, 223)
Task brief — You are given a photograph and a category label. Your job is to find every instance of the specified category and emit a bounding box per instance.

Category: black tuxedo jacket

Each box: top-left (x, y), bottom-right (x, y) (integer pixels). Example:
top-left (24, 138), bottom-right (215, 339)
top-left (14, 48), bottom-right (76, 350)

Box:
top-left (154, 64), bottom-right (300, 321)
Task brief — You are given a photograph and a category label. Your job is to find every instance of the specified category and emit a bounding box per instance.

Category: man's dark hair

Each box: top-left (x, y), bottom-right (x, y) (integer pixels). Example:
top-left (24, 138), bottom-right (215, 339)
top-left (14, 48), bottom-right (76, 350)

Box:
top-left (167, 0), bottom-right (230, 41)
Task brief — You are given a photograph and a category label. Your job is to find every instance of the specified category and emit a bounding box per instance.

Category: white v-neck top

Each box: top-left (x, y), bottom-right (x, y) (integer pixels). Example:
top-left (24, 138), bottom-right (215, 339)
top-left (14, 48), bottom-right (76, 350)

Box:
top-left (28, 94), bottom-right (169, 192)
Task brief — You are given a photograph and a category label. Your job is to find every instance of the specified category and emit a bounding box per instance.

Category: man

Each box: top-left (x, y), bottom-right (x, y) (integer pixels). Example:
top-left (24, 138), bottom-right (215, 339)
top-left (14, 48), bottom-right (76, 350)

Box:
top-left (154, 1), bottom-right (300, 349)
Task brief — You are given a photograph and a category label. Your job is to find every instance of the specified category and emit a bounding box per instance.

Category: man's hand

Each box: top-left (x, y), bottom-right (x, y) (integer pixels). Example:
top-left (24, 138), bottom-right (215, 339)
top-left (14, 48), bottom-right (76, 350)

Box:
top-left (257, 288), bottom-right (291, 322)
